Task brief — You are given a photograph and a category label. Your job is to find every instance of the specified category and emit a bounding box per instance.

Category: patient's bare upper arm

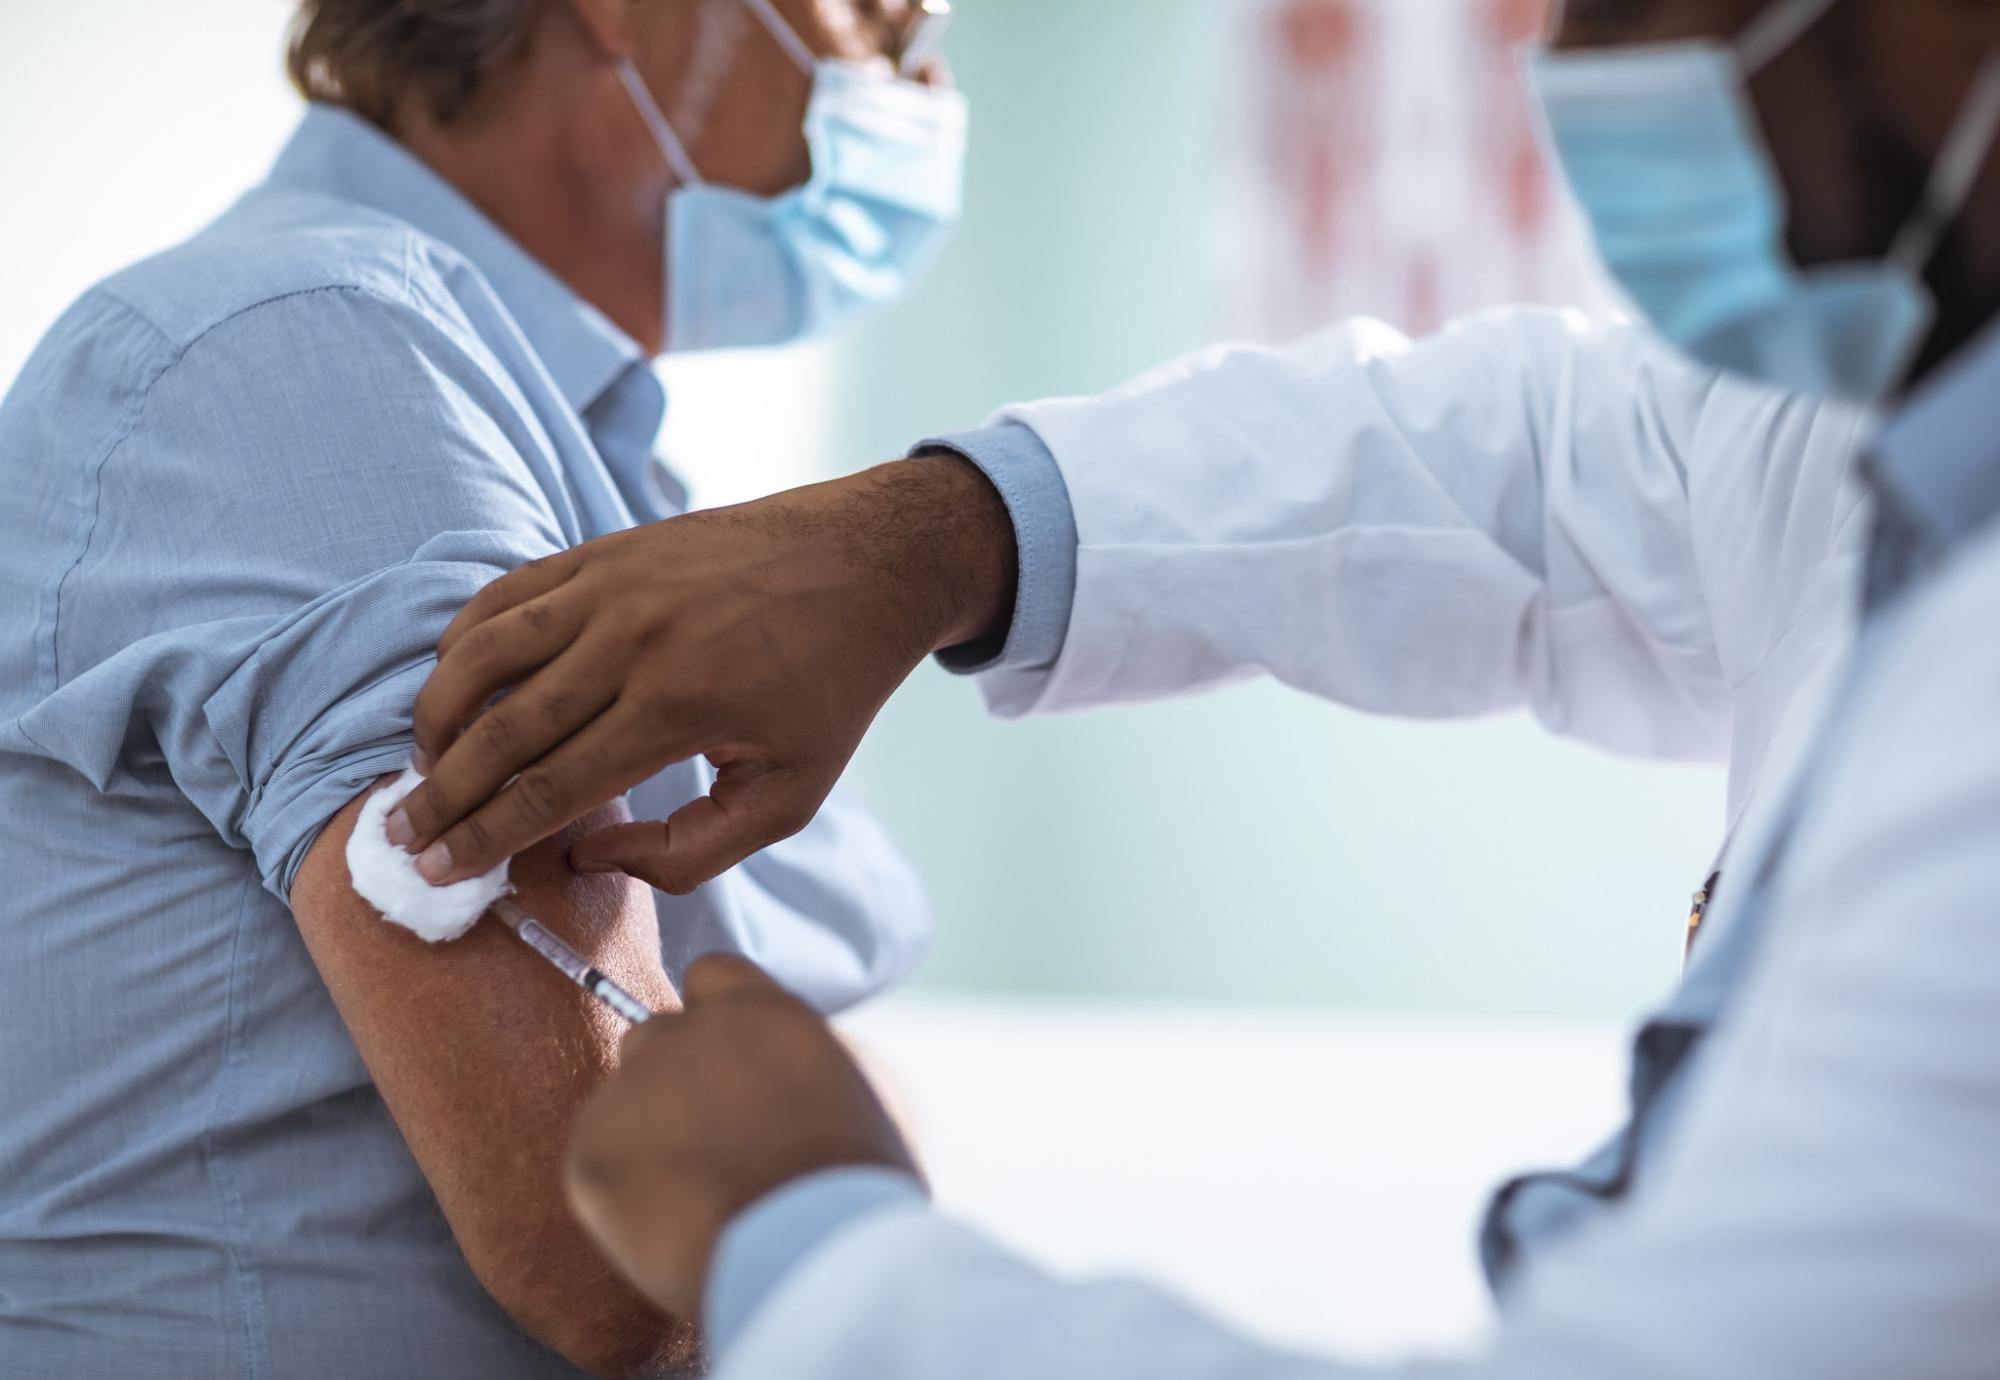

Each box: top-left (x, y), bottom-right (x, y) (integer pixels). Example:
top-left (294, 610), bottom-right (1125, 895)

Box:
top-left (291, 777), bottom-right (690, 1377)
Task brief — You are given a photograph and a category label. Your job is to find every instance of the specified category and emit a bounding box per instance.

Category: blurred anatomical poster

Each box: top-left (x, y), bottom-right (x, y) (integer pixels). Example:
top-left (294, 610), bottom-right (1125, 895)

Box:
top-left (1210, 0), bottom-right (1615, 345)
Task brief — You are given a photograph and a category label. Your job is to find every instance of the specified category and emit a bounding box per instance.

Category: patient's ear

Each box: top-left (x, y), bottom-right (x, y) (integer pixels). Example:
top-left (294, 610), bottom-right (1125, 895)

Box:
top-left (559, 0), bottom-right (639, 59)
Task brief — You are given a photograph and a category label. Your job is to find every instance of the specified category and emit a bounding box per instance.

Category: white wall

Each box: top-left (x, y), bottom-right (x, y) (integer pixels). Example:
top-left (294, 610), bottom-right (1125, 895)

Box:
top-left (1, 2), bottom-right (295, 383)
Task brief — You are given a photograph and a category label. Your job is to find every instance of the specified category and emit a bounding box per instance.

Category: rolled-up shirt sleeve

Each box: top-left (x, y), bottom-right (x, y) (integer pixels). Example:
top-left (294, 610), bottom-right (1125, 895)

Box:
top-left (27, 283), bottom-right (572, 899)
top-left (193, 531), bottom-right (539, 897)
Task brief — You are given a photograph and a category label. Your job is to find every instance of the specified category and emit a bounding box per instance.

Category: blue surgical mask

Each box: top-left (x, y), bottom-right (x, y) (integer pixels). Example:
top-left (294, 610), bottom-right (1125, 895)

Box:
top-left (1527, 0), bottom-right (2000, 403)
top-left (619, 0), bottom-right (968, 352)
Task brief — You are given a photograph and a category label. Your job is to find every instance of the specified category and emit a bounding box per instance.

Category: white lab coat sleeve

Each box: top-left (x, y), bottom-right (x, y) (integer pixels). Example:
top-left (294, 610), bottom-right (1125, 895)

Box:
top-left (713, 534), bottom-right (2000, 1380)
top-left (979, 308), bottom-right (1738, 761)
top-left (716, 1203), bottom-right (1385, 1380)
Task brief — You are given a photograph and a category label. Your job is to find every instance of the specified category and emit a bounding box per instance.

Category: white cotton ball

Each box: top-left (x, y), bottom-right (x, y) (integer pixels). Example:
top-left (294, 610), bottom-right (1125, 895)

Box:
top-left (346, 768), bottom-right (512, 943)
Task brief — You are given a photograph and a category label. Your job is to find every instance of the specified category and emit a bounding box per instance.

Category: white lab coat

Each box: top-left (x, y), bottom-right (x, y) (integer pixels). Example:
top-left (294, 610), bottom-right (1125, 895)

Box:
top-left (720, 309), bottom-right (2000, 1379)
top-left (981, 308), bottom-right (1872, 822)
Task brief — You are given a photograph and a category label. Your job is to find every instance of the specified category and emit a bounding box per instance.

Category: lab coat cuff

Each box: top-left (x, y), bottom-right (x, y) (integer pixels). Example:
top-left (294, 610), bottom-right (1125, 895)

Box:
top-left (704, 1165), bottom-right (927, 1361)
top-left (912, 423), bottom-right (1079, 676)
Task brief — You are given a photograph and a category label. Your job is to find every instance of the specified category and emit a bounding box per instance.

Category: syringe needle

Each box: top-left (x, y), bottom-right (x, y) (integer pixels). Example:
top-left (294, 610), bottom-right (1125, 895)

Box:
top-left (491, 898), bottom-right (654, 1025)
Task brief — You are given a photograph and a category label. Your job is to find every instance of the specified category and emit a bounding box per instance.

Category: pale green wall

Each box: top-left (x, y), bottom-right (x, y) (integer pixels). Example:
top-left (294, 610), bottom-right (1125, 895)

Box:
top-left (825, 0), bottom-right (1723, 1022)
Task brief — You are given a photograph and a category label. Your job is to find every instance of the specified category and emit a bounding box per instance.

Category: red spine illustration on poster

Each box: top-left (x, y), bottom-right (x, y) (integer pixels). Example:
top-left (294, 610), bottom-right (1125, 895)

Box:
top-left (1212, 0), bottom-right (1613, 346)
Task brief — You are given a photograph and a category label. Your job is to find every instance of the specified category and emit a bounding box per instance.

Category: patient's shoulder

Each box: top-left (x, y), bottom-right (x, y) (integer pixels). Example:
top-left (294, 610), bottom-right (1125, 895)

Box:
top-left (91, 188), bottom-right (477, 350)
top-left (6, 185), bottom-right (544, 481)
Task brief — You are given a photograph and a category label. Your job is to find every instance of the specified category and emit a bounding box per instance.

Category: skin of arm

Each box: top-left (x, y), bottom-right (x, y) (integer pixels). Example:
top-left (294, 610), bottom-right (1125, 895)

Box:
top-left (291, 777), bottom-right (694, 1377)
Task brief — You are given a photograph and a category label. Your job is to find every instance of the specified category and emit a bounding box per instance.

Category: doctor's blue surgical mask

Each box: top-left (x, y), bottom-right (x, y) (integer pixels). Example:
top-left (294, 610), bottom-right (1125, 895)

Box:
top-left (1527, 0), bottom-right (2000, 404)
top-left (618, 0), bottom-right (968, 353)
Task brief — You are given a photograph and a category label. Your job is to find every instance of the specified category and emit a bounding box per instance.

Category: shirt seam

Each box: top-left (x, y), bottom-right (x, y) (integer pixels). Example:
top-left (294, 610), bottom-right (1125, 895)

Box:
top-left (35, 304), bottom-right (174, 697)
top-left (11, 709), bottom-right (59, 761)
top-left (202, 864), bottom-right (274, 1380)
top-left (45, 282), bottom-right (425, 689)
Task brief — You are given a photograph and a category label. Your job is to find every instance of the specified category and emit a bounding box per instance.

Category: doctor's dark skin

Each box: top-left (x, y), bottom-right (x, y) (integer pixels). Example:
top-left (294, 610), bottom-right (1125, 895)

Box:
top-left (396, 454), bottom-right (1014, 890)
top-left (394, 0), bottom-right (2000, 899)
top-left (564, 954), bottom-right (922, 1323)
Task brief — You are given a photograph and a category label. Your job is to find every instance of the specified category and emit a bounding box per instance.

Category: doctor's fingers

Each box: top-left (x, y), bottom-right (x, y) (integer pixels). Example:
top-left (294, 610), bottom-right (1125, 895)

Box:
top-left (398, 636), bottom-right (617, 848)
top-left (680, 952), bottom-right (786, 1005)
top-left (605, 960), bottom-right (781, 1075)
top-left (566, 1036), bottom-right (696, 1201)
top-left (410, 595), bottom-right (587, 770)
top-left (405, 702), bottom-right (710, 885)
top-left (571, 758), bottom-right (838, 896)
top-left (436, 550), bottom-right (582, 661)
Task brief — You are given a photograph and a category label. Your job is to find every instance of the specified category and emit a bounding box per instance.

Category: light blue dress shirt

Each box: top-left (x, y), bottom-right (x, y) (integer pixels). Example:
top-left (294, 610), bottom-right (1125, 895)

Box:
top-left (0, 103), bottom-right (929, 1378)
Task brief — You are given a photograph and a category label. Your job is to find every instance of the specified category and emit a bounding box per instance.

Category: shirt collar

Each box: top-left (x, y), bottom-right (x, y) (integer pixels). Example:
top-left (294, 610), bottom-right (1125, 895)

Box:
top-left (263, 103), bottom-right (653, 421)
top-left (1870, 319), bottom-right (2000, 553)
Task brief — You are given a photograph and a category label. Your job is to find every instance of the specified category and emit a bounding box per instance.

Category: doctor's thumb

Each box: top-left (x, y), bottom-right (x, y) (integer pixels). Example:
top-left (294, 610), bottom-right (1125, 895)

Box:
top-left (570, 771), bottom-right (825, 895)
top-left (569, 821), bottom-right (674, 888)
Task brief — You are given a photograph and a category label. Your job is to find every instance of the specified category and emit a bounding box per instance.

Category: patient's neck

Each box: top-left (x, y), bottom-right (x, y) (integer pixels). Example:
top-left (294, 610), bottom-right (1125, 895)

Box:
top-left (390, 20), bottom-right (669, 355)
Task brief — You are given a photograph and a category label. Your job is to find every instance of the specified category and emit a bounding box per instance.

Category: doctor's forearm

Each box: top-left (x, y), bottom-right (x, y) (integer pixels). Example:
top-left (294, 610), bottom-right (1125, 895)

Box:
top-left (913, 422), bottom-right (1081, 674)
top-left (869, 450), bottom-right (1020, 654)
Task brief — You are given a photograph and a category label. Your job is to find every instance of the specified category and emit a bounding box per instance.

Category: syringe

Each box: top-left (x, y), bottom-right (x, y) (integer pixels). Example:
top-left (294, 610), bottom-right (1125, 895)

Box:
top-left (491, 898), bottom-right (654, 1026)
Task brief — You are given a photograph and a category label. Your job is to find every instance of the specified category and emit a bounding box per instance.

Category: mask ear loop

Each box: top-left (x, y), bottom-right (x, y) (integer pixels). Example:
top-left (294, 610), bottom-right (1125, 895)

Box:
top-left (618, 59), bottom-right (705, 188)
top-left (1737, 0), bottom-right (1841, 77)
top-left (736, 0), bottom-right (819, 75)
top-left (1891, 52), bottom-right (2000, 271)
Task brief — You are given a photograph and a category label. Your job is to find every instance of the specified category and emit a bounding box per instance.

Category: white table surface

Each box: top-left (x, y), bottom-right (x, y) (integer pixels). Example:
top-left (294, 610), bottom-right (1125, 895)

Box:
top-left (839, 994), bottom-right (1628, 1364)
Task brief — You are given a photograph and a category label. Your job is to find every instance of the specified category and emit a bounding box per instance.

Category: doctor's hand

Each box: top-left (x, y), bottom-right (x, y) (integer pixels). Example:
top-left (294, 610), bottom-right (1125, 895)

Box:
top-left (565, 954), bottom-right (923, 1324)
top-left (392, 455), bottom-right (1015, 890)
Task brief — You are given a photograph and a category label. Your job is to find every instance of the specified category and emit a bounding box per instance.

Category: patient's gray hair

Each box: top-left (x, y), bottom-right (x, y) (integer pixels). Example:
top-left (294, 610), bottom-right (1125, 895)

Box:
top-left (289, 0), bottom-right (755, 136)
top-left (289, 0), bottom-right (543, 127)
